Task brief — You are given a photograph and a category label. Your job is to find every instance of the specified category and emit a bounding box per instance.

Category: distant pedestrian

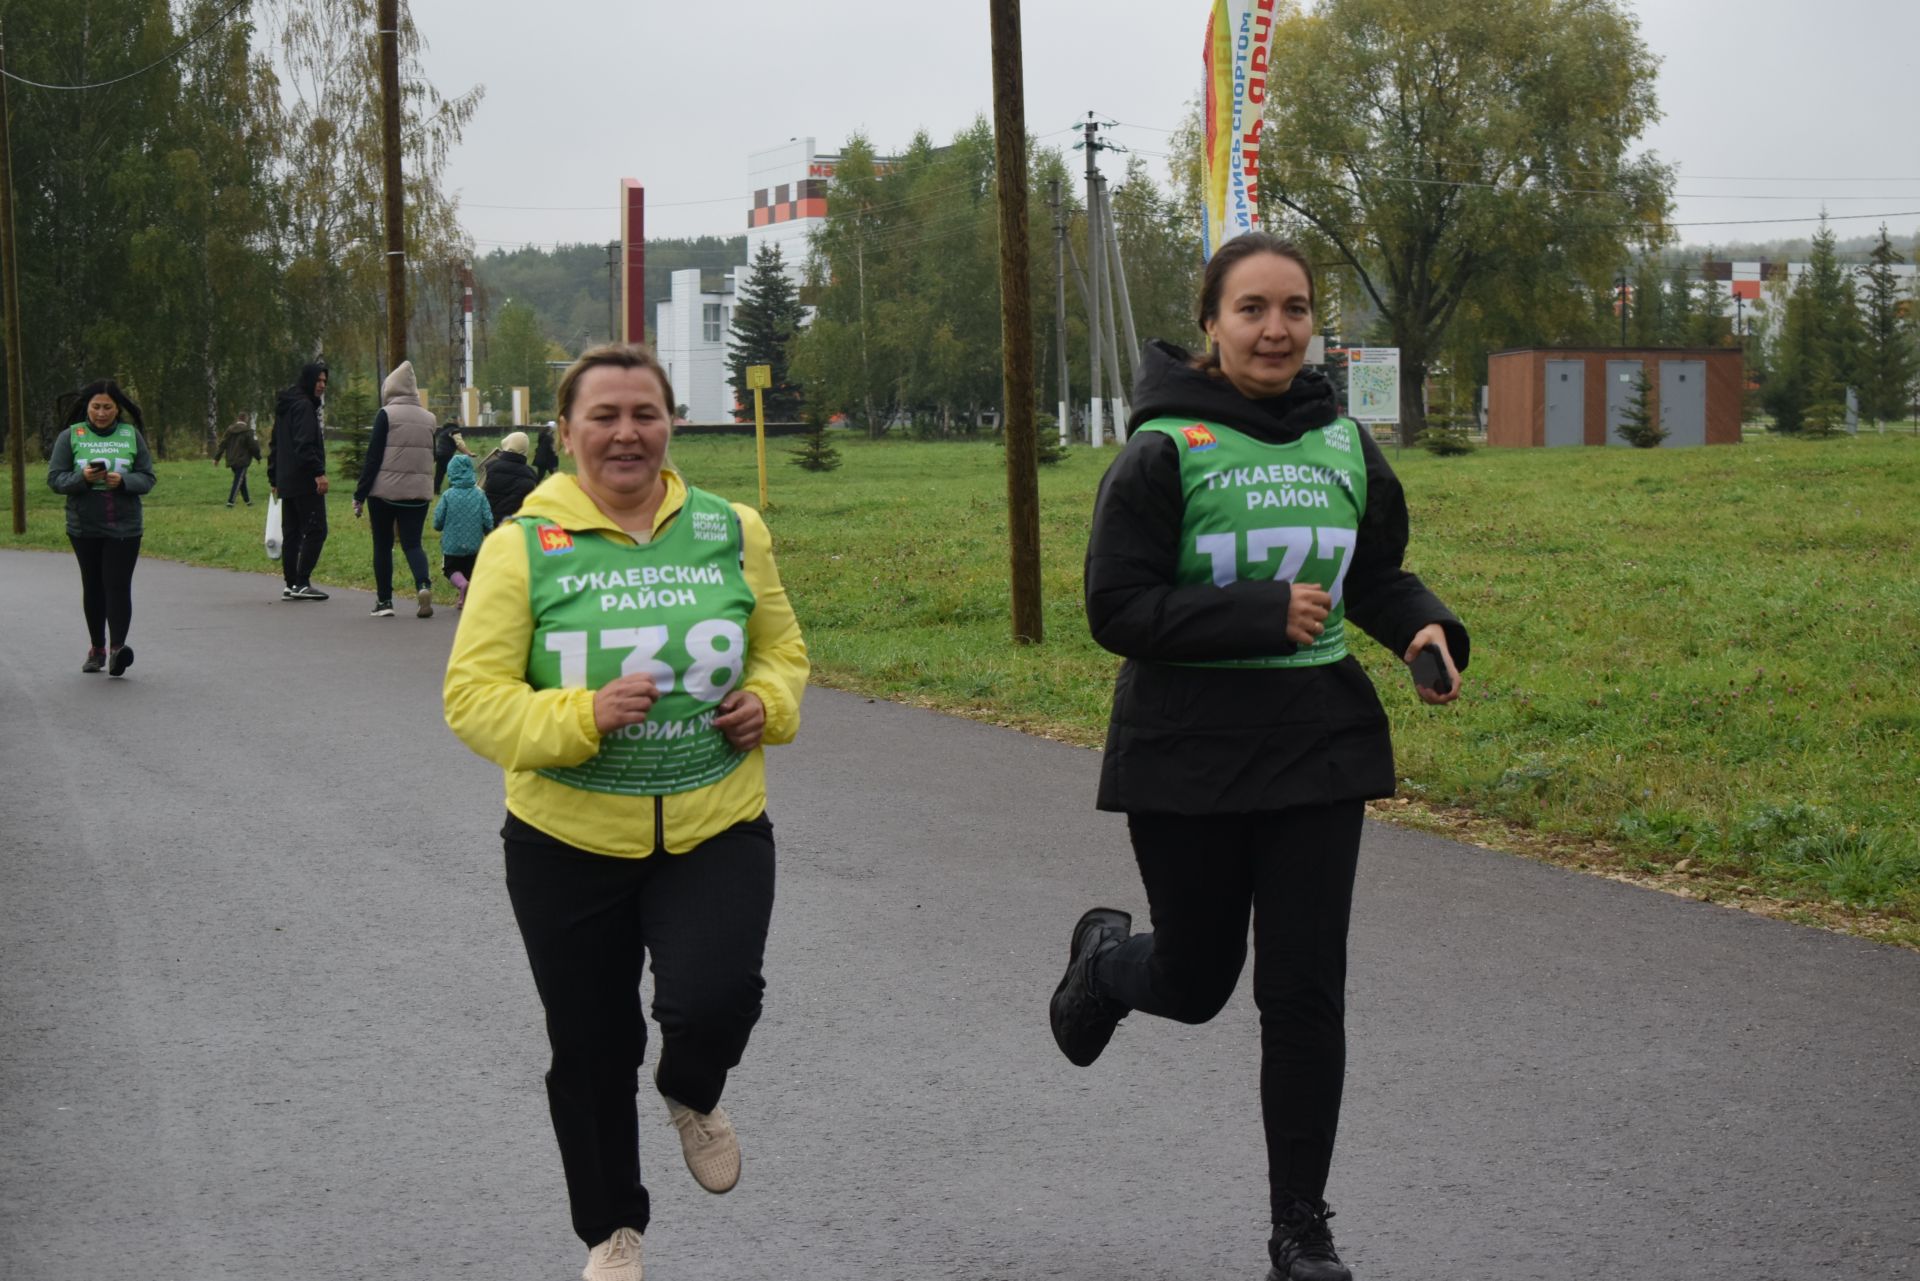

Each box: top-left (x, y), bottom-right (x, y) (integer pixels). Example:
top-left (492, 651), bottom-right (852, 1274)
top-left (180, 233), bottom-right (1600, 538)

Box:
top-left (431, 452), bottom-right (492, 608)
top-left (217, 416), bottom-right (261, 507)
top-left (432, 419), bottom-right (470, 492)
top-left (352, 359), bottom-right (438, 619)
top-left (533, 420), bottom-right (560, 481)
top-left (269, 361), bottom-right (331, 601)
top-left (443, 343), bottom-right (809, 1281)
top-left (45, 379), bottom-right (156, 676)
top-left (1048, 233), bottom-right (1469, 1281)
top-left (481, 430), bottom-right (539, 526)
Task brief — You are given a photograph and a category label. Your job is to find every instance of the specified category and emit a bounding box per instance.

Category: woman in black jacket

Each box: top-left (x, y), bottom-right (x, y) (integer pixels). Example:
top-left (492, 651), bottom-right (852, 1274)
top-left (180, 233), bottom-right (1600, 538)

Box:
top-left (44, 380), bottom-right (158, 676)
top-left (1049, 233), bottom-right (1468, 1281)
top-left (480, 430), bottom-right (538, 525)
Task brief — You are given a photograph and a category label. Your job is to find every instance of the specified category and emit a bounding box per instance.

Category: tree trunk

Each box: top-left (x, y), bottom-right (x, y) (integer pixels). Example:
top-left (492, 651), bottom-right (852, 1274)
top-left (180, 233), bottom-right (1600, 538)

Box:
top-left (1397, 355), bottom-right (1428, 445)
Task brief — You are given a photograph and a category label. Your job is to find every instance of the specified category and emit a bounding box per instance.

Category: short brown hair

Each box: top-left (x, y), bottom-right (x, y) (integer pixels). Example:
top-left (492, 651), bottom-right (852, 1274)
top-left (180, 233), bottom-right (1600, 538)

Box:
top-left (554, 343), bottom-right (677, 424)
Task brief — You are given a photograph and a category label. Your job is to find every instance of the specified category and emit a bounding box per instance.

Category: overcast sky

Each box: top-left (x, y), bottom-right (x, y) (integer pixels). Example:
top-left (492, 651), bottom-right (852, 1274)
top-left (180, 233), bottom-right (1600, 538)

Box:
top-left (405, 0), bottom-right (1920, 256)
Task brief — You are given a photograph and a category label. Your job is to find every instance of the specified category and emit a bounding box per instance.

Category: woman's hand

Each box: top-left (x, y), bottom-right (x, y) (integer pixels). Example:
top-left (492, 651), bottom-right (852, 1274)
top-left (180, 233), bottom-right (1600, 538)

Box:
top-left (1404, 624), bottom-right (1461, 705)
top-left (592, 673), bottom-right (659, 734)
top-left (103, 470), bottom-right (124, 489)
top-left (1286, 582), bottom-right (1332, 646)
top-left (712, 690), bottom-right (766, 752)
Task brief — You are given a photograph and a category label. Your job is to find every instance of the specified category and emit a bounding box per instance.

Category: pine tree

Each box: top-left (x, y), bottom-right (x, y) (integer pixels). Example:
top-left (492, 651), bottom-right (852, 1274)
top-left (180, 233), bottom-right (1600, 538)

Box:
top-left (1859, 225), bottom-right (1917, 423)
top-left (1692, 254), bottom-right (1731, 347)
top-left (1615, 370), bottom-right (1665, 447)
top-left (787, 412), bottom-right (842, 472)
top-left (727, 245), bottom-right (807, 422)
top-left (1657, 262), bottom-right (1696, 346)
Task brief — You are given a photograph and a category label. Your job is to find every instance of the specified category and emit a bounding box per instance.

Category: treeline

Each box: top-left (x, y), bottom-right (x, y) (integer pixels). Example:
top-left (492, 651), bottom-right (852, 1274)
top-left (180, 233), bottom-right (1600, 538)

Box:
top-left (4, 0), bottom-right (479, 458)
top-left (472, 237), bottom-right (747, 354)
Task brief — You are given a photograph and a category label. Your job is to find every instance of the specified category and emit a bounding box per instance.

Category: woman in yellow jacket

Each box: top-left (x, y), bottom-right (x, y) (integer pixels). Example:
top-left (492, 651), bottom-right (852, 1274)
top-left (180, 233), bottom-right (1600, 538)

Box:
top-left (444, 344), bottom-right (807, 1281)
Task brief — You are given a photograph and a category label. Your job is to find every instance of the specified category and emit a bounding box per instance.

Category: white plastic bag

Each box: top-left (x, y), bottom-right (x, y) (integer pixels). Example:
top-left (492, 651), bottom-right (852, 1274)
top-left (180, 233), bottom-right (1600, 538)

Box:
top-left (264, 494), bottom-right (283, 560)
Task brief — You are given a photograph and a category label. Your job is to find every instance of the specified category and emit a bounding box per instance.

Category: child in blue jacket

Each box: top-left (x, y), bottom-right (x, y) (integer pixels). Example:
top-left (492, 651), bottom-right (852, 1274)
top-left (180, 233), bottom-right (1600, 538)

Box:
top-left (432, 453), bottom-right (493, 608)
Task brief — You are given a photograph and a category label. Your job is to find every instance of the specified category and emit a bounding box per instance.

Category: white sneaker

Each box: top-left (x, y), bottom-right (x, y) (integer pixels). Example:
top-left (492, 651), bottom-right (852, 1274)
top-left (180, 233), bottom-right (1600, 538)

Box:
top-left (581, 1226), bottom-right (643, 1281)
top-left (665, 1096), bottom-right (741, 1193)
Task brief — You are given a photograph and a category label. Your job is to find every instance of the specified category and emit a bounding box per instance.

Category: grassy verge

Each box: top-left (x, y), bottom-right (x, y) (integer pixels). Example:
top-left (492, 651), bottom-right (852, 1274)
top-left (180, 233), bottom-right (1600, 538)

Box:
top-left (9, 431), bottom-right (1917, 946)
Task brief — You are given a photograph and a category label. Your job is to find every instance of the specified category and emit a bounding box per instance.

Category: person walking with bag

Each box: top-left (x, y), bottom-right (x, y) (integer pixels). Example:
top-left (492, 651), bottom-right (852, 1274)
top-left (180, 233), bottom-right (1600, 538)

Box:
top-left (444, 343), bottom-right (808, 1281)
top-left (45, 380), bottom-right (156, 676)
top-left (352, 359), bottom-right (438, 618)
top-left (1048, 233), bottom-right (1469, 1281)
top-left (217, 416), bottom-right (260, 507)
top-left (269, 361), bottom-right (331, 601)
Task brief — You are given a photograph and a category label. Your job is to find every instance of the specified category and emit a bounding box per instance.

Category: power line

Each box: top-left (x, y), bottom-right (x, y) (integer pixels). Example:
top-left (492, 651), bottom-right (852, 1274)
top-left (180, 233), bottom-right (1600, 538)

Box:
top-left (0, 0), bottom-right (254, 91)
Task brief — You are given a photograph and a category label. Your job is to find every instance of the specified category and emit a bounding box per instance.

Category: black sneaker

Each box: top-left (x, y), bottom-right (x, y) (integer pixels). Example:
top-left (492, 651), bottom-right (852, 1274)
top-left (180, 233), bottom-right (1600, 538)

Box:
top-left (1049, 907), bottom-right (1131, 1067)
top-left (107, 645), bottom-right (134, 678)
top-left (282, 586), bottom-right (296, 599)
top-left (370, 600), bottom-right (395, 617)
top-left (1269, 1198), bottom-right (1351, 1281)
top-left (82, 647), bottom-right (106, 673)
top-left (290, 584), bottom-right (330, 601)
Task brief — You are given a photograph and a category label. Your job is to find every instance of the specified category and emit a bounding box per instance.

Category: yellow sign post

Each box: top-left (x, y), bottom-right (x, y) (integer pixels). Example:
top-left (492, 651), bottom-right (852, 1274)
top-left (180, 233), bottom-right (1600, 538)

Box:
top-left (747, 364), bottom-right (772, 508)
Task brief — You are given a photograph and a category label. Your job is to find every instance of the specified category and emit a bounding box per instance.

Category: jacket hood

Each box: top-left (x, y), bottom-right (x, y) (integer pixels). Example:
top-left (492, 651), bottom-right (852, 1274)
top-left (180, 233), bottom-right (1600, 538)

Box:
top-left (517, 469), bottom-right (686, 536)
top-left (445, 453), bottom-right (478, 487)
top-left (1128, 339), bottom-right (1338, 443)
top-left (298, 361), bottom-right (329, 401)
top-left (381, 360), bottom-right (420, 407)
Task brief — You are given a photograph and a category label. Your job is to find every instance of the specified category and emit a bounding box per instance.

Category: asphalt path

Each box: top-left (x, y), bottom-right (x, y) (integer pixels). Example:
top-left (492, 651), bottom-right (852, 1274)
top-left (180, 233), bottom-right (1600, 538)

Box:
top-left (2, 547), bottom-right (1916, 1281)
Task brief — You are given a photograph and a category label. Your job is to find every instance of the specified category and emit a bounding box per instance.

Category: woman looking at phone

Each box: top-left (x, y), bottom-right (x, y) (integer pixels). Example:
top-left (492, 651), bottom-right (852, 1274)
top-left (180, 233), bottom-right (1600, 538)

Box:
top-left (1049, 233), bottom-right (1468, 1281)
top-left (45, 380), bottom-right (157, 676)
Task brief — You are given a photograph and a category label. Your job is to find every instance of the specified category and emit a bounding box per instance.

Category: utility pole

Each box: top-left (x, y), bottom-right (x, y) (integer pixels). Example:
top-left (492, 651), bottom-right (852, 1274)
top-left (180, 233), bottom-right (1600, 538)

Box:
top-left (990, 0), bottom-right (1043, 645)
top-left (1102, 173), bottom-right (1141, 411)
top-left (1, 27), bottom-right (25, 534)
top-left (1093, 176), bottom-right (1127, 436)
top-left (605, 241), bottom-right (620, 342)
top-left (1082, 114), bottom-right (1106, 444)
top-left (1049, 179), bottom-right (1070, 448)
top-left (378, 0), bottom-right (407, 365)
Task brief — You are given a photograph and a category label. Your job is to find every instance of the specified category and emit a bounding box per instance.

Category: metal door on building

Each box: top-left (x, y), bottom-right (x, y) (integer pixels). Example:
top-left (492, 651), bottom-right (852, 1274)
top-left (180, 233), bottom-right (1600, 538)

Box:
top-left (1605, 360), bottom-right (1644, 446)
top-left (1659, 360), bottom-right (1706, 447)
top-left (1544, 360), bottom-right (1584, 446)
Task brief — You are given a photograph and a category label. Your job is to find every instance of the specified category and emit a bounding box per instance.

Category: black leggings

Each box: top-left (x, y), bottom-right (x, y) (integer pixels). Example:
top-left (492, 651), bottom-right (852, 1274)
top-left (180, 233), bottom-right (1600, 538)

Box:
top-left (367, 496), bottom-right (431, 600)
top-left (504, 813), bottom-right (776, 1246)
top-left (1095, 801), bottom-right (1364, 1227)
top-left (68, 534), bottom-right (142, 649)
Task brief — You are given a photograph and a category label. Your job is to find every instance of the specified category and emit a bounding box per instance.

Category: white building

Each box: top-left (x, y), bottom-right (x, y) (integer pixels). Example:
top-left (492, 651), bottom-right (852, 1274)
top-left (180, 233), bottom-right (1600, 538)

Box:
top-left (653, 136), bottom-right (891, 419)
top-left (653, 268), bottom-right (736, 422)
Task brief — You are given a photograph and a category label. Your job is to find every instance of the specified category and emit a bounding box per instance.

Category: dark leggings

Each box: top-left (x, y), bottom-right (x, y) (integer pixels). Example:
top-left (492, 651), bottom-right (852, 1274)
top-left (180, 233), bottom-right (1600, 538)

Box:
top-left (227, 466), bottom-right (251, 504)
top-left (367, 496), bottom-right (431, 600)
top-left (68, 534), bottom-right (142, 648)
top-left (504, 813), bottom-right (776, 1246)
top-left (1095, 801), bottom-right (1363, 1227)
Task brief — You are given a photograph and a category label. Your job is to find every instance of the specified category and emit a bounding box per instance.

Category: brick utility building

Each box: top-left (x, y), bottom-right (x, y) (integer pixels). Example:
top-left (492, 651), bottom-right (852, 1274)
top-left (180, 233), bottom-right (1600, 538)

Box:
top-left (1486, 347), bottom-right (1743, 447)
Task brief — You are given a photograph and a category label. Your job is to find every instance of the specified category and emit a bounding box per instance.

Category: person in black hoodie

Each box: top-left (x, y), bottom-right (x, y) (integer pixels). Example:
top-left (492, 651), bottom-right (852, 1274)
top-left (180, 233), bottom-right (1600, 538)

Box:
top-left (480, 429), bottom-right (538, 525)
top-left (269, 361), bottom-right (331, 600)
top-left (1049, 233), bottom-right (1469, 1281)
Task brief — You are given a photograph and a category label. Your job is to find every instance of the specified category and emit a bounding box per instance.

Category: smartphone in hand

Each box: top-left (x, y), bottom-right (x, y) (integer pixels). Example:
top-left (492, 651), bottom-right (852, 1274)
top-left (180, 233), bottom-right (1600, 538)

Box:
top-left (1410, 646), bottom-right (1452, 695)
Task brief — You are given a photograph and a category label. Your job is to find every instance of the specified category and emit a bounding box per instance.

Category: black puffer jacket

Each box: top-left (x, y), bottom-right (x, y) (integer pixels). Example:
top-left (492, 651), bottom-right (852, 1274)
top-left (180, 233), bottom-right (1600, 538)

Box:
top-left (481, 449), bottom-right (537, 526)
top-left (269, 362), bottom-right (329, 496)
top-left (1086, 339), bottom-right (1470, 815)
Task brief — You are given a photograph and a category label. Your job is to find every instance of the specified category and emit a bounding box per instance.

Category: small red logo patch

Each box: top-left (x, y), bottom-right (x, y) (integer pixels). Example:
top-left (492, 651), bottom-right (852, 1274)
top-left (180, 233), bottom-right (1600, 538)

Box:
top-left (1182, 424), bottom-right (1218, 451)
top-left (537, 525), bottom-right (574, 555)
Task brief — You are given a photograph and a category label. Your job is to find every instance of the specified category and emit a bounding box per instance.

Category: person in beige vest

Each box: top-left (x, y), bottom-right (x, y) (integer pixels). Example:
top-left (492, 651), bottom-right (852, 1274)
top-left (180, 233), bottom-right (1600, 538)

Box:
top-left (352, 360), bottom-right (439, 618)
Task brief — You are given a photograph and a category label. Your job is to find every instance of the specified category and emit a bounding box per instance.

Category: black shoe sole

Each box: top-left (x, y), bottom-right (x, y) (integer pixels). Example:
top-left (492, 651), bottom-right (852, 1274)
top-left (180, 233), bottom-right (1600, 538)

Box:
top-left (107, 646), bottom-right (134, 677)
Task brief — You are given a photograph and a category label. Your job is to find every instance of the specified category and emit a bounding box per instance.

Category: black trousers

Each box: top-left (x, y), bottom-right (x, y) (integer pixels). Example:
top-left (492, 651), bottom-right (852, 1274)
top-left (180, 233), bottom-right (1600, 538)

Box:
top-left (67, 534), bottom-right (141, 648)
top-left (505, 813), bottom-right (776, 1246)
top-left (226, 465), bottom-right (251, 504)
top-left (1094, 801), bottom-right (1364, 1228)
top-left (280, 490), bottom-right (328, 588)
top-left (366, 497), bottom-right (431, 600)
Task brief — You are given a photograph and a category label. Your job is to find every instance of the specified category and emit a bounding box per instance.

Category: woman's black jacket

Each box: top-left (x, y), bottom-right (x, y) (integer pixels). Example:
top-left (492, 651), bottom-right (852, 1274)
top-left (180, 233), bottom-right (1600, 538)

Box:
top-left (1086, 340), bottom-right (1470, 815)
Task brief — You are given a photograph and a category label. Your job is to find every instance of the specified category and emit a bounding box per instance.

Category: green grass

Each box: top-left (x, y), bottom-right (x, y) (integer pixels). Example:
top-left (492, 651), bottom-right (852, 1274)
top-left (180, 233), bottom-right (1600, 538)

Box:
top-left (9, 431), bottom-right (1918, 943)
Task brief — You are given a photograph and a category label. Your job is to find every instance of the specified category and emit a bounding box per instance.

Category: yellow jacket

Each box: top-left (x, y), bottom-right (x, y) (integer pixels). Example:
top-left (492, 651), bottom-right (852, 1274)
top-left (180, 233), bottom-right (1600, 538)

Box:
top-left (443, 468), bottom-right (808, 856)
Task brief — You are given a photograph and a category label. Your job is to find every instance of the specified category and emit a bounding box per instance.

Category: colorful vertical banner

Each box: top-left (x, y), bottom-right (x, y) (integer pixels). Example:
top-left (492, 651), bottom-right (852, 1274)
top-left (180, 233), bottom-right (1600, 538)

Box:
top-left (1202, 0), bottom-right (1278, 261)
